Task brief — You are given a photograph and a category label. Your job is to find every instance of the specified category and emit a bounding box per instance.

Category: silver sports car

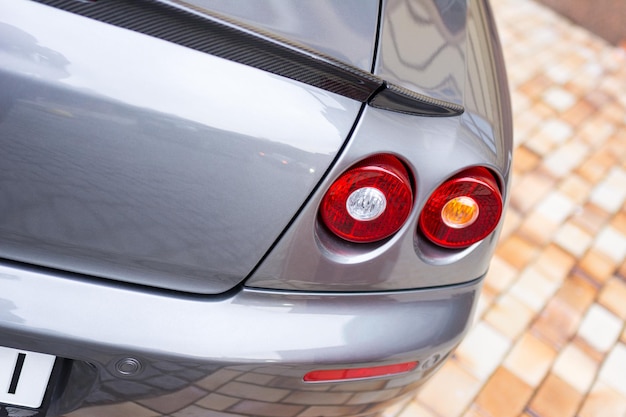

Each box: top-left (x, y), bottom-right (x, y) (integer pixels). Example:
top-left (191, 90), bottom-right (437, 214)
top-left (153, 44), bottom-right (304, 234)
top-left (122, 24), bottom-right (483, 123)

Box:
top-left (0, 0), bottom-right (511, 416)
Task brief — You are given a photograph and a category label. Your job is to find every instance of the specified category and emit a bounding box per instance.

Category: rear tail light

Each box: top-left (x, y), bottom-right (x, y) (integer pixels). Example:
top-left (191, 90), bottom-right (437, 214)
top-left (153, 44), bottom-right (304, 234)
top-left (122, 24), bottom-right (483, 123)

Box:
top-left (320, 154), bottom-right (413, 243)
top-left (419, 167), bottom-right (503, 248)
top-left (303, 361), bottom-right (419, 383)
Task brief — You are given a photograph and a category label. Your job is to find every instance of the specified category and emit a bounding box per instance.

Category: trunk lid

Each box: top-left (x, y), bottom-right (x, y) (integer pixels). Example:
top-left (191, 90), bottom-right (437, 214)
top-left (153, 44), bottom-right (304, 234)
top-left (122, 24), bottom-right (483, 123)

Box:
top-left (0, 1), bottom-right (380, 293)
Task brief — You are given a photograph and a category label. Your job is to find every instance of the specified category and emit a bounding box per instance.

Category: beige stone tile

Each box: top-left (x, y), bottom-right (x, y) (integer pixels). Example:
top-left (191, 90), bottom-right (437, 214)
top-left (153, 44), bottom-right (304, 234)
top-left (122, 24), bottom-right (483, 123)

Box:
top-left (511, 112), bottom-right (542, 145)
top-left (599, 277), bottom-right (626, 319)
top-left (455, 322), bottom-right (511, 381)
top-left (517, 74), bottom-right (555, 100)
top-left (535, 191), bottom-right (577, 224)
top-left (571, 203), bottom-right (611, 235)
top-left (517, 211), bottom-right (560, 246)
top-left (529, 373), bottom-right (583, 417)
top-left (552, 343), bottom-right (598, 393)
top-left (510, 90), bottom-right (532, 115)
top-left (484, 256), bottom-right (518, 294)
top-left (561, 98), bottom-right (596, 125)
top-left (495, 236), bottom-right (539, 271)
top-left (578, 117), bottom-right (617, 150)
top-left (475, 284), bottom-right (497, 323)
top-left (531, 297), bottom-right (582, 349)
top-left (607, 132), bottom-right (626, 161)
top-left (590, 167), bottom-right (626, 213)
top-left (509, 266), bottom-right (560, 312)
top-left (576, 149), bottom-right (617, 184)
top-left (612, 211), bottom-right (626, 235)
top-left (587, 86), bottom-right (620, 112)
top-left (554, 271), bottom-right (597, 314)
top-left (394, 401), bottom-right (437, 417)
top-left (533, 244), bottom-right (576, 282)
top-left (484, 293), bottom-right (534, 340)
top-left (601, 101), bottom-right (626, 124)
top-left (498, 207), bottom-right (522, 241)
top-left (580, 249), bottom-right (618, 285)
top-left (532, 102), bottom-right (559, 120)
top-left (578, 304), bottom-right (622, 353)
top-left (504, 331), bottom-right (557, 386)
top-left (508, 171), bottom-right (556, 214)
top-left (554, 221), bottom-right (593, 257)
top-left (558, 174), bottom-right (592, 205)
top-left (416, 360), bottom-right (480, 417)
top-left (598, 343), bottom-right (626, 396)
top-left (542, 141), bottom-right (589, 178)
top-left (527, 119), bottom-right (573, 154)
top-left (542, 86), bottom-right (577, 112)
top-left (620, 261), bottom-right (626, 281)
top-left (579, 381), bottom-right (626, 417)
top-left (462, 405), bottom-right (490, 417)
top-left (473, 367), bottom-right (533, 417)
top-left (511, 146), bottom-right (540, 174)
top-left (593, 226), bottom-right (626, 264)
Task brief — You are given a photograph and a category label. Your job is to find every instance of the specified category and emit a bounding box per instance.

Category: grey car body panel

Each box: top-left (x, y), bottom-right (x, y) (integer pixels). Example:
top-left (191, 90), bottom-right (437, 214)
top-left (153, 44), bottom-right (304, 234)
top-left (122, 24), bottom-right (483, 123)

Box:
top-left (375, 0), bottom-right (468, 105)
top-left (0, 260), bottom-right (480, 416)
top-left (246, 0), bottom-right (512, 291)
top-left (183, 0), bottom-right (380, 72)
top-left (0, 1), bottom-right (363, 294)
top-left (0, 0), bottom-right (511, 415)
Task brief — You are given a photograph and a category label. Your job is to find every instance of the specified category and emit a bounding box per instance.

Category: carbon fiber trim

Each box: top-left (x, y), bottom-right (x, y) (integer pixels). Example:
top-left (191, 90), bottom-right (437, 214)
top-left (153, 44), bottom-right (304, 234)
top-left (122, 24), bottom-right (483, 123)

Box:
top-left (31, 0), bottom-right (464, 117)
top-left (369, 83), bottom-right (465, 116)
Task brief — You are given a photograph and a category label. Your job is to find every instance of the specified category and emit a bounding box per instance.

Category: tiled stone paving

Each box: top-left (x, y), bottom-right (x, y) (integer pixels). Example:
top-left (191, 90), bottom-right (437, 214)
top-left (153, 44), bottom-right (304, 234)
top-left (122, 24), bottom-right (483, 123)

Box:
top-left (384, 0), bottom-right (626, 416)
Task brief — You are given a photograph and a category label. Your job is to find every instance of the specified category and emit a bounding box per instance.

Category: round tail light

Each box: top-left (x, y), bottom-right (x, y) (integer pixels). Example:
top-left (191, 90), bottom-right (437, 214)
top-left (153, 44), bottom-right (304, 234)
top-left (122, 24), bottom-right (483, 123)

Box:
top-left (320, 154), bottom-right (413, 243)
top-left (419, 167), bottom-right (503, 248)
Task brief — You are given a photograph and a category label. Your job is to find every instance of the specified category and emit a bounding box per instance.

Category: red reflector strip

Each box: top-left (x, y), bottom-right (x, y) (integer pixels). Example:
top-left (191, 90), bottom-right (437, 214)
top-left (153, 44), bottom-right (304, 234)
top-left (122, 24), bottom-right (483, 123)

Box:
top-left (303, 361), bottom-right (418, 383)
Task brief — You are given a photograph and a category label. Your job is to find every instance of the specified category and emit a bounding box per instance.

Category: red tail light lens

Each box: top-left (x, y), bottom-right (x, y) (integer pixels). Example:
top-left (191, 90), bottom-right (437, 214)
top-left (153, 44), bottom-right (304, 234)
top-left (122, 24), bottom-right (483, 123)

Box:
top-left (419, 167), bottom-right (503, 248)
top-left (303, 361), bottom-right (419, 383)
top-left (320, 154), bottom-right (413, 243)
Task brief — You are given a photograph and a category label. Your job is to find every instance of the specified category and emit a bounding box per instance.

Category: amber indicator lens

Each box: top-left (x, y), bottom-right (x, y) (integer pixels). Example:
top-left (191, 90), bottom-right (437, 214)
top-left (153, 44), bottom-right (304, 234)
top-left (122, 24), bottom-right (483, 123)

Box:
top-left (441, 196), bottom-right (479, 228)
top-left (420, 167), bottom-right (502, 248)
top-left (320, 154), bottom-right (413, 243)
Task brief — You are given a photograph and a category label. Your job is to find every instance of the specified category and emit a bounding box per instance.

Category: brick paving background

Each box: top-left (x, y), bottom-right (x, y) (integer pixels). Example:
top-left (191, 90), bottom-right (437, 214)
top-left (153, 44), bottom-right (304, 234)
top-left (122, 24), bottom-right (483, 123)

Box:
top-left (384, 0), bottom-right (626, 416)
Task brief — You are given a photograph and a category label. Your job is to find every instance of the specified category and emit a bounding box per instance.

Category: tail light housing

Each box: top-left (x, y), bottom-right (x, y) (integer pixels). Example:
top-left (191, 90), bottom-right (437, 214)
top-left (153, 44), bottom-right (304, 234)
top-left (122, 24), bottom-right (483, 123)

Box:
top-left (419, 167), bottom-right (503, 248)
top-left (320, 154), bottom-right (413, 243)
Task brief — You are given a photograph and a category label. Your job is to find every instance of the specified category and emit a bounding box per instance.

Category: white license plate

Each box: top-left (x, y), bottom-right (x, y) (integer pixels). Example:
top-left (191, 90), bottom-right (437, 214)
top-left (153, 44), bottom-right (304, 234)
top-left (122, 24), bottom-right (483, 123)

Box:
top-left (0, 347), bottom-right (56, 409)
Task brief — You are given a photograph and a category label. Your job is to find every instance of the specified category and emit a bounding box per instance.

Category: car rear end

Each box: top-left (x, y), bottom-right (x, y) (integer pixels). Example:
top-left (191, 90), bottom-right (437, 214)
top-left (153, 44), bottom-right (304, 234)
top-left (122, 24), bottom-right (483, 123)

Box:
top-left (0, 0), bottom-right (511, 416)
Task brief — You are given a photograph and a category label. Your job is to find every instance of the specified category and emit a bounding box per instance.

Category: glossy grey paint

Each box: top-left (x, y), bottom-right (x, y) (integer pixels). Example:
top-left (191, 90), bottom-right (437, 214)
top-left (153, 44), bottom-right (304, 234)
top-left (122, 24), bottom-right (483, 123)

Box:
top-left (246, 0), bottom-right (512, 291)
top-left (0, 260), bottom-right (480, 415)
top-left (0, 1), bottom-right (361, 294)
top-left (376, 0), bottom-right (468, 105)
top-left (184, 0), bottom-right (380, 71)
top-left (0, 0), bottom-right (511, 415)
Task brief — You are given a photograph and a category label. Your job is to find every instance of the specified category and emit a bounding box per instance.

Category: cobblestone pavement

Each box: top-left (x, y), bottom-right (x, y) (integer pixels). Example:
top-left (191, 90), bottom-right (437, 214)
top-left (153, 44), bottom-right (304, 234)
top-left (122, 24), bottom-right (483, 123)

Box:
top-left (384, 0), bottom-right (626, 416)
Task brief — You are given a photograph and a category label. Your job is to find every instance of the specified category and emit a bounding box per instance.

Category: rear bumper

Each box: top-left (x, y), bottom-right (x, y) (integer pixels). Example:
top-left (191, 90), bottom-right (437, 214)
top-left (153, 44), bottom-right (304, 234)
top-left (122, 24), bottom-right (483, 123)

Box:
top-left (0, 261), bottom-right (481, 416)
